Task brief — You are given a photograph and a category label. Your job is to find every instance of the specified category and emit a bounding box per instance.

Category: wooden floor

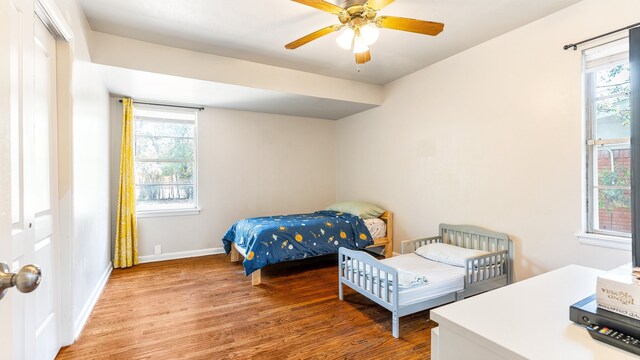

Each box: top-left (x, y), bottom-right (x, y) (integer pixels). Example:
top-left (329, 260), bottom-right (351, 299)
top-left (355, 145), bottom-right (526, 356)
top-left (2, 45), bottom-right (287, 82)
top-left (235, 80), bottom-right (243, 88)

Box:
top-left (57, 254), bottom-right (437, 359)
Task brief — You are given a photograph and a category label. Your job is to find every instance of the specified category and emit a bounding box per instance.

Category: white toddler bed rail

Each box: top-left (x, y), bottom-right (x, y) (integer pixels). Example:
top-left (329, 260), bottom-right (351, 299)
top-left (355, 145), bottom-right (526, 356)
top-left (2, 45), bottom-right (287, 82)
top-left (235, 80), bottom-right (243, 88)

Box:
top-left (338, 224), bottom-right (513, 338)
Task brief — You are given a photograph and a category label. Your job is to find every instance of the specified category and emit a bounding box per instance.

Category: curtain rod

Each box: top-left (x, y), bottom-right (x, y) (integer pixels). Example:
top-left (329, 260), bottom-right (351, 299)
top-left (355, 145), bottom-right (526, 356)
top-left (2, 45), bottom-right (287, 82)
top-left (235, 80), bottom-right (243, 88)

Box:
top-left (119, 99), bottom-right (204, 111)
top-left (564, 21), bottom-right (640, 50)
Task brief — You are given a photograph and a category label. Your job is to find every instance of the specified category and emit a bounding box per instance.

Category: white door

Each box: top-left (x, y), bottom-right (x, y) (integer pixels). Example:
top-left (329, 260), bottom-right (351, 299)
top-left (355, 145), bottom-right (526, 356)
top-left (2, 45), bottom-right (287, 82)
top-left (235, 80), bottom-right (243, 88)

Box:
top-left (0, 1), bottom-right (61, 358)
top-left (0, 0), bottom-right (21, 356)
top-left (30, 16), bottom-right (61, 360)
top-left (2, 1), bottom-right (34, 359)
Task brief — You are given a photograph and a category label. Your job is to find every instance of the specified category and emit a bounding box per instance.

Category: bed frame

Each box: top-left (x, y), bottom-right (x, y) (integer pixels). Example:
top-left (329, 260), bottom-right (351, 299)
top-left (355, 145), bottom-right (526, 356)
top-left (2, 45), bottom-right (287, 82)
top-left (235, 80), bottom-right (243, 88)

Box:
top-left (230, 211), bottom-right (394, 285)
top-left (338, 224), bottom-right (513, 338)
top-left (365, 211), bottom-right (393, 258)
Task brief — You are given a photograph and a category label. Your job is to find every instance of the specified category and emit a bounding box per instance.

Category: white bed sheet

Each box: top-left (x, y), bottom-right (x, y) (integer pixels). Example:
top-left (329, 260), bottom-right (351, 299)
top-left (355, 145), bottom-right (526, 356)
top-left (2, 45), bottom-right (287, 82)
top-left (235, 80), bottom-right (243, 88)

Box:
top-left (364, 217), bottom-right (386, 239)
top-left (380, 254), bottom-right (465, 306)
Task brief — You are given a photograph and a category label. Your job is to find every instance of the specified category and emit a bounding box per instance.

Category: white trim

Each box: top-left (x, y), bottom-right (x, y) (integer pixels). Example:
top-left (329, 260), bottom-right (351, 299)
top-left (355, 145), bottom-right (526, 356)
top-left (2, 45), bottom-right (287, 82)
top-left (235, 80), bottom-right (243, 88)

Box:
top-left (138, 247), bottom-right (224, 264)
top-left (34, 0), bottom-right (73, 41)
top-left (137, 208), bottom-right (201, 218)
top-left (582, 34), bottom-right (629, 53)
top-left (577, 232), bottom-right (631, 251)
top-left (393, 251), bottom-right (401, 257)
top-left (73, 262), bottom-right (112, 340)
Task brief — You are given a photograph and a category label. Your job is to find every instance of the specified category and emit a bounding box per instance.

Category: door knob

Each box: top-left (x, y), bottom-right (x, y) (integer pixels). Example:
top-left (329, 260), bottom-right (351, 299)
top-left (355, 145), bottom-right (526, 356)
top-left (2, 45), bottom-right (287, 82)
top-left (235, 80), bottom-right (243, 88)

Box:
top-left (0, 262), bottom-right (42, 301)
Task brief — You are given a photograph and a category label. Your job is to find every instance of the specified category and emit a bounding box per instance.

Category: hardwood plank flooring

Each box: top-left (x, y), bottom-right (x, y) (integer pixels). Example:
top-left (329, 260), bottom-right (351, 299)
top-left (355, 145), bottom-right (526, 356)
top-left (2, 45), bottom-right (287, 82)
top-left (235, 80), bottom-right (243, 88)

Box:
top-left (57, 254), bottom-right (437, 359)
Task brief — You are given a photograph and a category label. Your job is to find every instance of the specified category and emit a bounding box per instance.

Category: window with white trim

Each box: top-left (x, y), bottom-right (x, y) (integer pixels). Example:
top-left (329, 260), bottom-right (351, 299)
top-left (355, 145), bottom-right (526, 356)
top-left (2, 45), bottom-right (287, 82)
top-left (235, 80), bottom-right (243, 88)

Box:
top-left (133, 106), bottom-right (198, 213)
top-left (584, 39), bottom-right (631, 237)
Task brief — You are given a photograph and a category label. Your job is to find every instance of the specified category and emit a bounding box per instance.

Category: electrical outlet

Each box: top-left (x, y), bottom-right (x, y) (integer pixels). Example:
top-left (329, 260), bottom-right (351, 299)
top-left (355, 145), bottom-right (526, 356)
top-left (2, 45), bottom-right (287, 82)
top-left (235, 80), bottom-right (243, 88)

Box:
top-left (154, 245), bottom-right (162, 255)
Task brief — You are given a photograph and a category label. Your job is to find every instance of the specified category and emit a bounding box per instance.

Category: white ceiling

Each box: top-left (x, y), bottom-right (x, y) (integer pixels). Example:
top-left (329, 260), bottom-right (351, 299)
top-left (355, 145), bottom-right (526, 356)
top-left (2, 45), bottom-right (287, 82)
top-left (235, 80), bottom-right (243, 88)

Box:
top-left (80, 0), bottom-right (582, 85)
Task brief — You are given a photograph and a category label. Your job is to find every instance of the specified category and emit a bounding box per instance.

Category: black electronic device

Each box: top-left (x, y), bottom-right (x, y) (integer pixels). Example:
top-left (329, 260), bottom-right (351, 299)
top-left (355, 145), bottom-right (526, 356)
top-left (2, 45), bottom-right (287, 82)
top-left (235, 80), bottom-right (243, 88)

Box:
top-left (571, 294), bottom-right (640, 354)
top-left (586, 324), bottom-right (640, 356)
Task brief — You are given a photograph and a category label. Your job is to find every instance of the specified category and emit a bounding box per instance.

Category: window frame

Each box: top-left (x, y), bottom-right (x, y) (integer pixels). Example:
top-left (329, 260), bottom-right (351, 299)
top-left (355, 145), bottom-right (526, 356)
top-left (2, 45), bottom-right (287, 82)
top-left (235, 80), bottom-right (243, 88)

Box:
top-left (581, 38), bottom-right (631, 246)
top-left (132, 105), bottom-right (200, 217)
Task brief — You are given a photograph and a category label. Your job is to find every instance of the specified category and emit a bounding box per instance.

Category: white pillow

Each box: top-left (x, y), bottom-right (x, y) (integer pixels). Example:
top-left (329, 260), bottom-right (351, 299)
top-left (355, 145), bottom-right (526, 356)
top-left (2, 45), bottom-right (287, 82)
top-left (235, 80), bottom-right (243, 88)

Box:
top-left (415, 243), bottom-right (489, 267)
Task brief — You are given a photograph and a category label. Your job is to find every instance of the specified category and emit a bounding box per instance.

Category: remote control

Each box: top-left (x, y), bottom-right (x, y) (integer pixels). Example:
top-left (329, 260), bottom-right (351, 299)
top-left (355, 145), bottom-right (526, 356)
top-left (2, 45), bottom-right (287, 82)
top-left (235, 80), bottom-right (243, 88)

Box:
top-left (586, 324), bottom-right (640, 356)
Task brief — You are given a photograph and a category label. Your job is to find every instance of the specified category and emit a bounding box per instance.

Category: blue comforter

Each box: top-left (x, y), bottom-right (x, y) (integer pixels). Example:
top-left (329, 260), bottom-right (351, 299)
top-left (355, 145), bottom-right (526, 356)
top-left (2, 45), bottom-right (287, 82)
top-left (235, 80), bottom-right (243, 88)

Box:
top-left (222, 210), bottom-right (373, 275)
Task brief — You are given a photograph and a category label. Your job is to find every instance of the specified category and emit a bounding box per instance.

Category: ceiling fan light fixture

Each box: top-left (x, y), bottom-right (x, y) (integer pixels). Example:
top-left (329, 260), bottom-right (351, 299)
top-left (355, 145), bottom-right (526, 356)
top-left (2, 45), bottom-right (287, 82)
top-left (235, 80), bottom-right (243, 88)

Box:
top-left (336, 27), bottom-right (355, 50)
top-left (359, 24), bottom-right (379, 46)
top-left (285, 0), bottom-right (445, 66)
top-left (352, 35), bottom-right (369, 53)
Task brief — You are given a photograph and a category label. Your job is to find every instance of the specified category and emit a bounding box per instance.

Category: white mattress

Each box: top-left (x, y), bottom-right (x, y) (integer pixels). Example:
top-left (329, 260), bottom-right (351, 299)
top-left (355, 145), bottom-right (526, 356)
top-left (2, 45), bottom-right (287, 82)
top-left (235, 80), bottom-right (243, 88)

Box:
top-left (380, 254), bottom-right (465, 306)
top-left (364, 217), bottom-right (386, 239)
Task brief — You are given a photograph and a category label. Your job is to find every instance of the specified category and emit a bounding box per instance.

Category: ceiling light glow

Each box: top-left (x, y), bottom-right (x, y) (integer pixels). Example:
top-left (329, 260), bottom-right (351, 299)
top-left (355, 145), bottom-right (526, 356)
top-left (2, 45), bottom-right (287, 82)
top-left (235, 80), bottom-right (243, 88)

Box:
top-left (352, 35), bottom-right (369, 54)
top-left (336, 28), bottom-right (355, 50)
top-left (360, 24), bottom-right (379, 46)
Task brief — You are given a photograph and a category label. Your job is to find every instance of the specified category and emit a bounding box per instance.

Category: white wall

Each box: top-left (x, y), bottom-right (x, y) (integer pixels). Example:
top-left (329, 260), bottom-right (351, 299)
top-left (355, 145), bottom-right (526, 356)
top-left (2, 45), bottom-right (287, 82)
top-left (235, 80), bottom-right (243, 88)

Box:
top-left (53, 0), bottom-right (111, 342)
top-left (336, 0), bottom-right (640, 281)
top-left (110, 99), bottom-right (336, 258)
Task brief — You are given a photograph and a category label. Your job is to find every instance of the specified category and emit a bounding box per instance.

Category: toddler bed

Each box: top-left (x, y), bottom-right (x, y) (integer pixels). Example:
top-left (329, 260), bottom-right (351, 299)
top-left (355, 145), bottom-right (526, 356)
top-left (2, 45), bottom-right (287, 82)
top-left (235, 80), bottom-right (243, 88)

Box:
top-left (223, 202), bottom-right (393, 285)
top-left (338, 224), bottom-right (513, 338)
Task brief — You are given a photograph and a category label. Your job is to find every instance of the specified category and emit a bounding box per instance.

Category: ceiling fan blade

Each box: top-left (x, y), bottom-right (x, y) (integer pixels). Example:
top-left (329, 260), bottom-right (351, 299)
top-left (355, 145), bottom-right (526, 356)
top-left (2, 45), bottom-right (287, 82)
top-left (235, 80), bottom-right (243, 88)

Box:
top-left (355, 50), bottom-right (371, 64)
top-left (291, 0), bottom-right (345, 15)
top-left (376, 16), bottom-right (444, 36)
top-left (365, 0), bottom-right (395, 11)
top-left (285, 25), bottom-right (342, 50)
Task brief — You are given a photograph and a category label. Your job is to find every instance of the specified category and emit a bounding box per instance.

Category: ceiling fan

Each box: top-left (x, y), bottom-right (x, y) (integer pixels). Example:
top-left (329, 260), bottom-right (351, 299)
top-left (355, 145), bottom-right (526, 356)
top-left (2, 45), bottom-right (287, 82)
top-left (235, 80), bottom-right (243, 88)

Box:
top-left (285, 0), bottom-right (444, 65)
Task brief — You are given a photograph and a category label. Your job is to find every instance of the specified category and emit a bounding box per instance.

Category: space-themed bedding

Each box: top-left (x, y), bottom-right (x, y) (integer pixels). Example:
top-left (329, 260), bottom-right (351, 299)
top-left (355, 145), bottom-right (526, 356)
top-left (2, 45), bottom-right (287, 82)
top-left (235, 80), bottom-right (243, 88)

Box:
top-left (222, 210), bottom-right (374, 275)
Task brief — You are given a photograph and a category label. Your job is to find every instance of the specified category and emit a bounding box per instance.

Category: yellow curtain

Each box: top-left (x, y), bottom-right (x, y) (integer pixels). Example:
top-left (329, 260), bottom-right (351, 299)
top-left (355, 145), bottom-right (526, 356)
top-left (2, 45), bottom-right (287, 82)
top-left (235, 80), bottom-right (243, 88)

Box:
top-left (114, 98), bottom-right (138, 268)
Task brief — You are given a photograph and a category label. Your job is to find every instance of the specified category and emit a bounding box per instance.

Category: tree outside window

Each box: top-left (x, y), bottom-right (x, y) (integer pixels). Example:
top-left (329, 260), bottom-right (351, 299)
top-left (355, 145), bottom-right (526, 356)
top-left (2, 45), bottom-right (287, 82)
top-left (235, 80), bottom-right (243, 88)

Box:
top-left (133, 108), bottom-right (198, 212)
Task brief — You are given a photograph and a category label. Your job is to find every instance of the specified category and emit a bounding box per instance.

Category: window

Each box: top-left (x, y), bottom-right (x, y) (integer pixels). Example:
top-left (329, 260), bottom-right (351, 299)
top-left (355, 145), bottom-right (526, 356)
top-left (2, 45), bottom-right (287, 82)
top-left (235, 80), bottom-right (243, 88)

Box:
top-left (584, 39), bottom-right (631, 237)
top-left (133, 106), bottom-right (198, 214)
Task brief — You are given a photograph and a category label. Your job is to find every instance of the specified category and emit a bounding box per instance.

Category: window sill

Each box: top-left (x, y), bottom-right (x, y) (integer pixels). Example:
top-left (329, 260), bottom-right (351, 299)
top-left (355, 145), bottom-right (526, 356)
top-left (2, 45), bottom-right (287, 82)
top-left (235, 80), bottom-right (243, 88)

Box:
top-left (577, 232), bottom-right (631, 251)
top-left (137, 208), bottom-right (201, 218)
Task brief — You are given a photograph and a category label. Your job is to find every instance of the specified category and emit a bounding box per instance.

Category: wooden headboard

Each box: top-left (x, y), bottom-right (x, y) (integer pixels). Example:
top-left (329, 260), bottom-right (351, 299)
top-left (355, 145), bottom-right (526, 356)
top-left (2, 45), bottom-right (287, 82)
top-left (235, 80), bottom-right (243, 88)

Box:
top-left (366, 211), bottom-right (393, 258)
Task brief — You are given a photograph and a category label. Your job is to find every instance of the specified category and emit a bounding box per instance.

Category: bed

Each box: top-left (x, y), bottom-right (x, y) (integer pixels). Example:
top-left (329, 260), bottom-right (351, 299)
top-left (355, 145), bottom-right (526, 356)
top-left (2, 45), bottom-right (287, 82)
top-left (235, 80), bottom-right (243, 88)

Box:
top-left (223, 209), bottom-right (393, 285)
top-left (338, 224), bottom-right (513, 338)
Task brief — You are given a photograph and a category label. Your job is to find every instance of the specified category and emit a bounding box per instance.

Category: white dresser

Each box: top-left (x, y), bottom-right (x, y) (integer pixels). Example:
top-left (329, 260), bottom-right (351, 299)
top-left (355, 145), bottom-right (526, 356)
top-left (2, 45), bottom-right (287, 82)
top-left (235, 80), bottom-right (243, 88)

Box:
top-left (431, 264), bottom-right (638, 359)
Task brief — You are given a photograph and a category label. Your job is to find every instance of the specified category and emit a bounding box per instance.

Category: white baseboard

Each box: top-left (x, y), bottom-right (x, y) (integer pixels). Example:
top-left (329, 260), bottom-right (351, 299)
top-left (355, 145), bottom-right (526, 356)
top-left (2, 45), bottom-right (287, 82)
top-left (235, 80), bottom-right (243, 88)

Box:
top-left (393, 251), bottom-right (401, 257)
top-left (74, 262), bottom-right (112, 340)
top-left (138, 247), bottom-right (225, 264)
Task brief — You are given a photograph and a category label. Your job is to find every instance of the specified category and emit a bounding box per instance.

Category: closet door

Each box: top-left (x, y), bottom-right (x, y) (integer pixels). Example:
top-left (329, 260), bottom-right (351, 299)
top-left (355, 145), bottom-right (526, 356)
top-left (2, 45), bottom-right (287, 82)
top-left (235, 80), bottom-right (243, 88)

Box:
top-left (28, 16), bottom-right (61, 360)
